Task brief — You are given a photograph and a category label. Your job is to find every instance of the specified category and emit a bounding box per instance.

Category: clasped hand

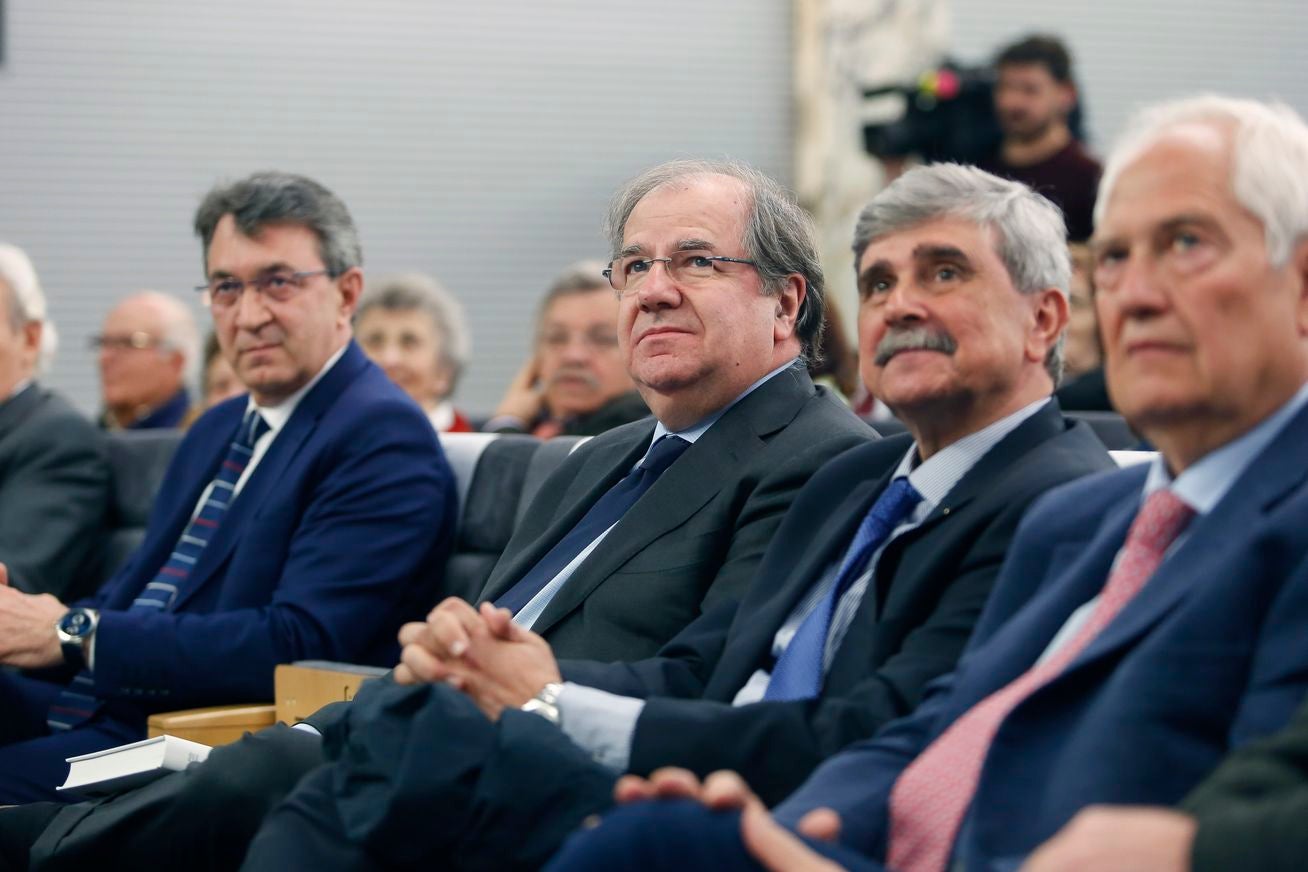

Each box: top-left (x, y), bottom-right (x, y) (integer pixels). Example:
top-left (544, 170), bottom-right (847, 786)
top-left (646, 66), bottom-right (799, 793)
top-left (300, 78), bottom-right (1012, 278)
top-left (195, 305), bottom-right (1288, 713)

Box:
top-left (394, 597), bottom-right (561, 721)
top-left (0, 562), bottom-right (66, 669)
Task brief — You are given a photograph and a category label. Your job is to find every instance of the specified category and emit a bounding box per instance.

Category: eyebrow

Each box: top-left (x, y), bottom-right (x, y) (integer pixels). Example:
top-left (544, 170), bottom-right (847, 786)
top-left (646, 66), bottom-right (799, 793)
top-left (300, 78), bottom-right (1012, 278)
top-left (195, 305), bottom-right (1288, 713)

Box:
top-left (912, 243), bottom-right (972, 265)
top-left (617, 238), bottom-right (720, 258)
top-left (1091, 212), bottom-right (1223, 252)
top-left (208, 261), bottom-right (299, 279)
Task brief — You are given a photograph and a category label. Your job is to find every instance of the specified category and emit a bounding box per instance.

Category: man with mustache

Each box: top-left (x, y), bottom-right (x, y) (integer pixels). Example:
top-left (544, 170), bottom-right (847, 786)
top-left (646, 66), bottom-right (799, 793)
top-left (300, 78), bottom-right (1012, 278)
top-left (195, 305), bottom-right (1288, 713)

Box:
top-left (550, 95), bottom-right (1308, 872)
top-left (0, 171), bottom-right (456, 802)
top-left (4, 158), bottom-right (873, 869)
top-left (485, 260), bottom-right (648, 438)
top-left (223, 163), bottom-right (1112, 871)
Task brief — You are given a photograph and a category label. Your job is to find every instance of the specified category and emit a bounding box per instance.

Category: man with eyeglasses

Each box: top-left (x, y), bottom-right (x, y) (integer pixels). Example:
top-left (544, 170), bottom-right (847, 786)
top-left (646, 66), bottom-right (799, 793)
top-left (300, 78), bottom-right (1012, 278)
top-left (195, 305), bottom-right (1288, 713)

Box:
top-left (484, 260), bottom-right (648, 438)
top-left (92, 291), bottom-right (200, 430)
top-left (0, 171), bottom-right (456, 803)
top-left (4, 158), bottom-right (874, 871)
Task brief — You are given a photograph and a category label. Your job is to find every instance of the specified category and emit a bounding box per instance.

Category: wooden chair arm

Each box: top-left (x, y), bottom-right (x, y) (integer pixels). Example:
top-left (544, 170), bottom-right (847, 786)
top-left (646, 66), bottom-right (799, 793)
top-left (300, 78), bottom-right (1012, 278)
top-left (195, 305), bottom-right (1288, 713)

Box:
top-left (146, 704), bottom-right (276, 746)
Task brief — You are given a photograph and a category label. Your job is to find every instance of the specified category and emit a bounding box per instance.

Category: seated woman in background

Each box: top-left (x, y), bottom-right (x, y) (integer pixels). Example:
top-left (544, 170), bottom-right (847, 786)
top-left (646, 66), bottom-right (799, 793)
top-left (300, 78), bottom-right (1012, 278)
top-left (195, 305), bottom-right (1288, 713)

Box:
top-left (201, 331), bottom-right (245, 409)
top-left (356, 273), bottom-right (474, 432)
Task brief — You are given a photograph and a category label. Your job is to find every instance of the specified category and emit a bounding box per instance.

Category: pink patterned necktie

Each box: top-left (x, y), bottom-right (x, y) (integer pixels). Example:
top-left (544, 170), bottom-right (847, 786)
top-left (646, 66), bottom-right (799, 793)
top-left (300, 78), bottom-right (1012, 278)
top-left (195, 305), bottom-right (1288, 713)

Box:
top-left (886, 489), bottom-right (1197, 872)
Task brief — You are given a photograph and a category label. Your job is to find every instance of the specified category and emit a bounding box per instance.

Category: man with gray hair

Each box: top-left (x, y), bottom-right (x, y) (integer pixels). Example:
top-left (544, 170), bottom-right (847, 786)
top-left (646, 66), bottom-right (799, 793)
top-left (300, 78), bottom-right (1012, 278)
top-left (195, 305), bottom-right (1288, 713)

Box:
top-left (485, 259), bottom-right (648, 437)
top-left (0, 172), bottom-right (456, 803)
top-left (93, 291), bottom-right (201, 430)
top-left (0, 243), bottom-right (111, 600)
top-left (216, 159), bottom-right (1114, 870)
top-left (550, 95), bottom-right (1308, 872)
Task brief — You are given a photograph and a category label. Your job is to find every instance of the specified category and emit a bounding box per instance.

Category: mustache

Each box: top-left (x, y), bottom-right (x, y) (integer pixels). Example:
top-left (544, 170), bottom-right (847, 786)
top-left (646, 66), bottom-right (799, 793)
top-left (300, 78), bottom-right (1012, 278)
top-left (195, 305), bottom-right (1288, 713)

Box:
top-left (546, 367), bottom-right (601, 391)
top-left (874, 327), bottom-right (958, 366)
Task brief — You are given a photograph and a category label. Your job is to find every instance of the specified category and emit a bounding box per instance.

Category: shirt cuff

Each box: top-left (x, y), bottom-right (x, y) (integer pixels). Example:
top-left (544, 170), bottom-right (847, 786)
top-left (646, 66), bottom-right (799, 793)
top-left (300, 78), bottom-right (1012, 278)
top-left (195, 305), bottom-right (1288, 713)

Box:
top-left (291, 722), bottom-right (323, 737)
top-left (556, 681), bottom-right (645, 772)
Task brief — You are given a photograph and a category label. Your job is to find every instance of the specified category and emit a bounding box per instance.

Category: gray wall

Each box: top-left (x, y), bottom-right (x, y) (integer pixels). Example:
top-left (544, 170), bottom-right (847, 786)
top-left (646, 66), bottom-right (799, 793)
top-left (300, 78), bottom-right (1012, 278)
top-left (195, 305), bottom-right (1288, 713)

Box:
top-left (0, 0), bottom-right (794, 414)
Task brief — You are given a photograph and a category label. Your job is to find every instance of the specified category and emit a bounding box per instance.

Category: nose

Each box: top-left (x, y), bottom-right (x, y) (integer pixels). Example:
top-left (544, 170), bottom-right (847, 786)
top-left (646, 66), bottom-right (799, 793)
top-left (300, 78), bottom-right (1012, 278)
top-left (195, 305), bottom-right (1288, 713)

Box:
top-left (880, 280), bottom-right (929, 328)
top-left (232, 285), bottom-right (273, 331)
top-left (634, 260), bottom-right (683, 312)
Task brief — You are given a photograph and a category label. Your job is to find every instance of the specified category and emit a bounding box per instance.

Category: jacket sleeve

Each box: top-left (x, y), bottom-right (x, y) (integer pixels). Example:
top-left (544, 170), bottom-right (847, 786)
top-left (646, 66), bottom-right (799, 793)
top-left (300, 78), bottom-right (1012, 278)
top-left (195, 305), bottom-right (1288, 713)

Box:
top-left (88, 403), bottom-right (453, 707)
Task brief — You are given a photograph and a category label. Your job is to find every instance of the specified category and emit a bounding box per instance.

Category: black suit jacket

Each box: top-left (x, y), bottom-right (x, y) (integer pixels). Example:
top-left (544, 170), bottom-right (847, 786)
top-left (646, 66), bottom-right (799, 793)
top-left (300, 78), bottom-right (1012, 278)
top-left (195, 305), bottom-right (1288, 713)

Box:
top-left (305, 367), bottom-right (874, 732)
top-left (562, 401), bottom-right (1114, 802)
top-left (477, 367), bottom-right (875, 662)
top-left (1184, 691), bottom-right (1308, 872)
top-left (0, 385), bottom-right (110, 599)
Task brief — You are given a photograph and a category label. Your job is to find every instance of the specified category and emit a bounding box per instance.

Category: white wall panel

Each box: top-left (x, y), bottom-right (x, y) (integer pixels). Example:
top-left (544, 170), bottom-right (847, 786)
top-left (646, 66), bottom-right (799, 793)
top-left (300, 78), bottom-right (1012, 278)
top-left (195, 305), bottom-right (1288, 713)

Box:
top-left (0, 0), bottom-right (793, 413)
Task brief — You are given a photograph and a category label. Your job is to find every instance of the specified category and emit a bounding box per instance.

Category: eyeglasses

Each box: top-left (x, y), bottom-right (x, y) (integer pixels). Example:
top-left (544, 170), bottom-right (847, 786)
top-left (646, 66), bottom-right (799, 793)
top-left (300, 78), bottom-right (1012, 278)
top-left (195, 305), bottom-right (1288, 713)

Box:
top-left (194, 270), bottom-right (333, 309)
top-left (603, 252), bottom-right (758, 294)
top-left (88, 332), bottom-right (164, 352)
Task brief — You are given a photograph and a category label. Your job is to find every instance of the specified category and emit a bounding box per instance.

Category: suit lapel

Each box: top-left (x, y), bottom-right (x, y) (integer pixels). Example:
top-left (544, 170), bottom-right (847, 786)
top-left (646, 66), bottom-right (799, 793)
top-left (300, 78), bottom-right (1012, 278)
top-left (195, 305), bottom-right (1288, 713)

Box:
top-left (0, 384), bottom-right (42, 438)
top-left (527, 367), bottom-right (817, 635)
top-left (1064, 402), bottom-right (1308, 676)
top-left (170, 343), bottom-right (368, 611)
top-left (478, 427), bottom-right (653, 604)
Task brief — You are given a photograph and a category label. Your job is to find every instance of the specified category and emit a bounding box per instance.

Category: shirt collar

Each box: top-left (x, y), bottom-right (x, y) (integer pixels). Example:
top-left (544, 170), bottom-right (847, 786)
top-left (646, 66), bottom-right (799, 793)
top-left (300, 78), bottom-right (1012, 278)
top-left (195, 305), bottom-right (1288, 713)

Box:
top-left (5, 379), bottom-right (32, 403)
top-left (892, 397), bottom-right (1052, 509)
top-left (646, 358), bottom-right (800, 450)
top-left (244, 343), bottom-right (349, 436)
top-left (1143, 380), bottom-right (1308, 514)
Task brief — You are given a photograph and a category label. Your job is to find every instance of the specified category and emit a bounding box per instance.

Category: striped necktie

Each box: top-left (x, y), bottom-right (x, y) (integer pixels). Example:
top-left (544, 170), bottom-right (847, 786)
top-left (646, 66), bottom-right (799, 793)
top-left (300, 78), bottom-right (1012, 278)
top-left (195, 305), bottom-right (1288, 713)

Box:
top-left (47, 410), bottom-right (270, 731)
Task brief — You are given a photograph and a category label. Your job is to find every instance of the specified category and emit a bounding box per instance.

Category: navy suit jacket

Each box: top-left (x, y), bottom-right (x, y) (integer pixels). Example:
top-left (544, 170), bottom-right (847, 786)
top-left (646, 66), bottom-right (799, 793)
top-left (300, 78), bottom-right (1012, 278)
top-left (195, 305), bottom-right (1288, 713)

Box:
top-left (778, 399), bottom-right (1308, 870)
top-left (73, 342), bottom-right (456, 714)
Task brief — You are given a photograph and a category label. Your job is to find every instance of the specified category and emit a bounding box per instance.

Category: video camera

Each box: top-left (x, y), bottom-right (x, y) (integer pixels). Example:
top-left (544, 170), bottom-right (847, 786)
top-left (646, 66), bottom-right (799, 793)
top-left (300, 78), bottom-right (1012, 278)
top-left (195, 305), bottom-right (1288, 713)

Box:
top-left (861, 63), bottom-right (1001, 165)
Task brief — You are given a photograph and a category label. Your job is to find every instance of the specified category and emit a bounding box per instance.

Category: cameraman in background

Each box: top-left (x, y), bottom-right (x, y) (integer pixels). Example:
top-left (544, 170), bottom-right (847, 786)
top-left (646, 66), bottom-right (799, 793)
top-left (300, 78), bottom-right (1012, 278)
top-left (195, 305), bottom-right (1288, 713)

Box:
top-left (978, 34), bottom-right (1101, 241)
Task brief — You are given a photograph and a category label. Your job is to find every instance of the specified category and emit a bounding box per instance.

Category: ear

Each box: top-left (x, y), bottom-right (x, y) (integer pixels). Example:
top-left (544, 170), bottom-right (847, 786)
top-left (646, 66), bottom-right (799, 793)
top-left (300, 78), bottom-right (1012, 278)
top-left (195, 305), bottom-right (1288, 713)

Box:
top-left (1057, 81), bottom-right (1078, 116)
top-left (19, 320), bottom-right (43, 373)
top-left (773, 274), bottom-right (806, 344)
top-left (1027, 286), bottom-right (1070, 368)
top-left (1293, 237), bottom-right (1308, 339)
top-left (336, 268), bottom-right (364, 324)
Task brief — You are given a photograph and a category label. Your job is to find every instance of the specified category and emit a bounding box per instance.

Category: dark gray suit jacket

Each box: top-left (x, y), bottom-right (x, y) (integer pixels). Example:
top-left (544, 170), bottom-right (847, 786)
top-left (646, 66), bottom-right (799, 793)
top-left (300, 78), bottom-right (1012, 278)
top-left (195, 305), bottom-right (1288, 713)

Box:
top-left (476, 366), bottom-right (876, 662)
top-left (0, 384), bottom-right (111, 599)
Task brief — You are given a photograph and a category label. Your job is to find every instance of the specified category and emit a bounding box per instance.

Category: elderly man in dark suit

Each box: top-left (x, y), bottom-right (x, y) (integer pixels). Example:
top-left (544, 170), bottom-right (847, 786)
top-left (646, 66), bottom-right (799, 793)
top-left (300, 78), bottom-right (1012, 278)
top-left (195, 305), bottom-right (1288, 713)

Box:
top-left (0, 243), bottom-right (111, 601)
top-left (220, 162), bottom-right (1113, 870)
top-left (0, 172), bottom-right (456, 804)
top-left (548, 95), bottom-right (1308, 872)
top-left (7, 158), bottom-right (873, 869)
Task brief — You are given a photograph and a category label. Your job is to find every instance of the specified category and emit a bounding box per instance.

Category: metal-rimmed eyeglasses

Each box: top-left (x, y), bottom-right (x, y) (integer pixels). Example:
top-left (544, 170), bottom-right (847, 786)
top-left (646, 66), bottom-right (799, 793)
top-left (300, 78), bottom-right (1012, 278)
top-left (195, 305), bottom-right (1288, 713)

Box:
top-left (194, 270), bottom-right (334, 309)
top-left (603, 252), bottom-right (758, 295)
top-left (87, 332), bottom-right (164, 352)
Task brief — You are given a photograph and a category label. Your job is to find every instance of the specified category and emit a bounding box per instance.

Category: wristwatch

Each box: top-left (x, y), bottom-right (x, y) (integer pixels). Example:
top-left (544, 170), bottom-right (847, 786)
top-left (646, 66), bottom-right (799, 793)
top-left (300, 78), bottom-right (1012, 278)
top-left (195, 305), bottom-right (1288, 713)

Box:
top-left (521, 681), bottom-right (564, 726)
top-left (55, 608), bottom-right (99, 669)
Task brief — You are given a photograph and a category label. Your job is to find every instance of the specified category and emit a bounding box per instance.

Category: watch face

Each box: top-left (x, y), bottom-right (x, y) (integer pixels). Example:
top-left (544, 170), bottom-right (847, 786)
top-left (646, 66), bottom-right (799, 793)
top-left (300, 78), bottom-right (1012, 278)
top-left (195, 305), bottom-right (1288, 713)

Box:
top-left (59, 610), bottom-right (93, 639)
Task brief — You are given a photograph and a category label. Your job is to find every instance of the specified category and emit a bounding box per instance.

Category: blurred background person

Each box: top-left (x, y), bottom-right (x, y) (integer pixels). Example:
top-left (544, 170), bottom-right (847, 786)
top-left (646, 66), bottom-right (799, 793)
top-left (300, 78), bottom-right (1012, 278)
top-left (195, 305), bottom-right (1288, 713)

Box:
top-left (0, 243), bottom-right (110, 600)
top-left (485, 260), bottom-right (647, 438)
top-left (200, 331), bottom-right (244, 410)
top-left (1055, 242), bottom-right (1112, 411)
top-left (978, 34), bottom-right (1102, 242)
top-left (806, 301), bottom-right (859, 405)
top-left (356, 273), bottom-right (473, 433)
top-left (92, 291), bottom-right (200, 430)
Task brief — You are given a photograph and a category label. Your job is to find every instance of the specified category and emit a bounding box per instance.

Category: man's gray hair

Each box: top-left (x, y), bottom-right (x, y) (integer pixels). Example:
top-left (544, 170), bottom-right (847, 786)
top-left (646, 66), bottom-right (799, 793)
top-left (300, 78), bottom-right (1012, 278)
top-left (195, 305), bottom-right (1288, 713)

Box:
top-left (358, 273), bottom-right (471, 391)
top-left (0, 242), bottom-right (58, 373)
top-left (535, 259), bottom-right (611, 326)
top-left (603, 159), bottom-right (826, 362)
top-left (852, 163), bottom-right (1070, 384)
top-left (194, 171), bottom-right (362, 275)
top-left (1096, 95), bottom-right (1308, 267)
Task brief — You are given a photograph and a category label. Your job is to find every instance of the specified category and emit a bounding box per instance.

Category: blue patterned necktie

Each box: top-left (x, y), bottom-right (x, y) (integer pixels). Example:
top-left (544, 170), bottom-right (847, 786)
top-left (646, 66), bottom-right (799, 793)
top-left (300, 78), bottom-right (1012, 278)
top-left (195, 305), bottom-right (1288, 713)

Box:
top-left (47, 410), bottom-right (270, 731)
top-left (494, 434), bottom-right (691, 615)
top-left (764, 477), bottom-right (923, 702)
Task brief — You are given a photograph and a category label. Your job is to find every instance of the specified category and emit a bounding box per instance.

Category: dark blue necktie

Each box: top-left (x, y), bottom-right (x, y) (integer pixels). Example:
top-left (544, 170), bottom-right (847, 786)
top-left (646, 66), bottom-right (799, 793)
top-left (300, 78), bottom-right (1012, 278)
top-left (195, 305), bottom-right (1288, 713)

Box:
top-left (47, 410), bottom-right (270, 731)
top-left (764, 477), bottom-right (923, 702)
top-left (494, 434), bottom-right (691, 615)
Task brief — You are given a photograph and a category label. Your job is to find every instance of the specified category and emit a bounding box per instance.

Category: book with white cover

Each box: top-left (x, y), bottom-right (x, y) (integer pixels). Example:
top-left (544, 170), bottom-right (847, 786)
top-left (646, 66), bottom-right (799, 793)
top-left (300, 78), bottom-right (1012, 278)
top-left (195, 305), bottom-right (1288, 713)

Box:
top-left (58, 735), bottom-right (212, 795)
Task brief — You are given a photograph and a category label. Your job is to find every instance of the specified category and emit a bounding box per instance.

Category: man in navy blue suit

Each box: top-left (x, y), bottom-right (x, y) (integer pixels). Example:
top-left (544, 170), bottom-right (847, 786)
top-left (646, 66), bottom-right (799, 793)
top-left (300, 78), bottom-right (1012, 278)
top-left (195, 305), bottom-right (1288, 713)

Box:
top-left (0, 171), bottom-right (456, 803)
top-left (546, 94), bottom-right (1308, 872)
